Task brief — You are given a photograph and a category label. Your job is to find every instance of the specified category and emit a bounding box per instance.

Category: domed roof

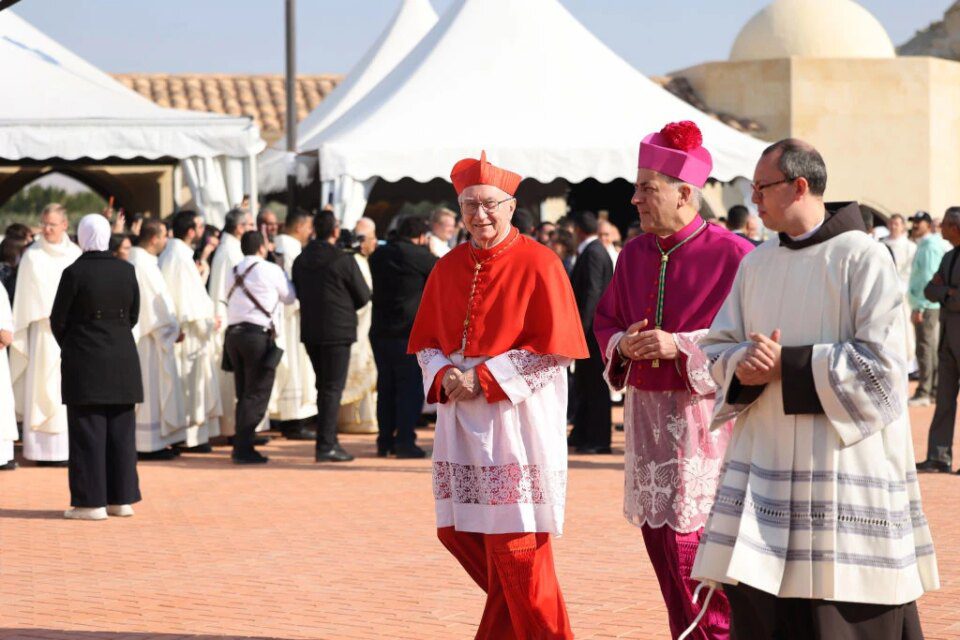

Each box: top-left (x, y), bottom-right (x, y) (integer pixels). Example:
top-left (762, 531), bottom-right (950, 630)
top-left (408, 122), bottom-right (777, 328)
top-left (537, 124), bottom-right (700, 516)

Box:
top-left (730, 0), bottom-right (896, 62)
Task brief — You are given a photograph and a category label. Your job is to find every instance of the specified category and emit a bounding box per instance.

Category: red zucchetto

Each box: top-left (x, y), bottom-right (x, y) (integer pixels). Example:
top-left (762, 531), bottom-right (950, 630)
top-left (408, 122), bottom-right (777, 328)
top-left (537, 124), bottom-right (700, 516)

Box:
top-left (450, 150), bottom-right (522, 196)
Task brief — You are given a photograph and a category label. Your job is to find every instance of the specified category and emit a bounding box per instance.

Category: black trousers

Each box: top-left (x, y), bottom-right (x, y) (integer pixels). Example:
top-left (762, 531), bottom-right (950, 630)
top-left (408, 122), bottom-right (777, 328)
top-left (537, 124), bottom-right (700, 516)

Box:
top-left (725, 583), bottom-right (924, 640)
top-left (570, 336), bottom-right (612, 449)
top-left (224, 325), bottom-right (278, 456)
top-left (926, 325), bottom-right (960, 465)
top-left (67, 404), bottom-right (141, 508)
top-left (305, 343), bottom-right (352, 451)
top-left (372, 336), bottom-right (423, 451)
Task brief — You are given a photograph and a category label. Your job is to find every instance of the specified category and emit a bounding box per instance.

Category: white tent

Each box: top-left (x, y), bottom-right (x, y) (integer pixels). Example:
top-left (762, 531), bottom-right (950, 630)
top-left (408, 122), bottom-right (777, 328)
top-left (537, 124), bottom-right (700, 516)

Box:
top-left (305, 0), bottom-right (768, 226)
top-left (0, 10), bottom-right (265, 225)
top-left (257, 0), bottom-right (438, 194)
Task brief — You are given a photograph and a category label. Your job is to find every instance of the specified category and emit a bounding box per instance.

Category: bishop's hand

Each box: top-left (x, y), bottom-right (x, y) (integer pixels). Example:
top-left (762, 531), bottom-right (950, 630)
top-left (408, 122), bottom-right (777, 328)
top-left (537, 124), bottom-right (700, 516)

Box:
top-left (446, 368), bottom-right (482, 402)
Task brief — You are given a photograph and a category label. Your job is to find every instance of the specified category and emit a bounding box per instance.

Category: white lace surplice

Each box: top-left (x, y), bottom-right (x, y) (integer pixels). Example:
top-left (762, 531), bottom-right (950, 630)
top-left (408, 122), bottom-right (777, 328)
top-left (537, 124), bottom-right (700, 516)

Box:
top-left (607, 329), bottom-right (732, 533)
top-left (418, 348), bottom-right (571, 535)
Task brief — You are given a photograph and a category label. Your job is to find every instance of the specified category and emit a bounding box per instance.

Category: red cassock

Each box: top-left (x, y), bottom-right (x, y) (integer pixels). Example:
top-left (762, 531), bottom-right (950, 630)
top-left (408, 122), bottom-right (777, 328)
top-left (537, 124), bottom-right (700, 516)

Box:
top-left (409, 226), bottom-right (585, 640)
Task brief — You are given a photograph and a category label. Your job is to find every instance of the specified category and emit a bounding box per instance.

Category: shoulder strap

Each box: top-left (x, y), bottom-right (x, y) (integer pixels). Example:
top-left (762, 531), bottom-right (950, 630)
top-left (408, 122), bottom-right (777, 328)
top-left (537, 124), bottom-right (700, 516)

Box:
top-left (228, 262), bottom-right (278, 334)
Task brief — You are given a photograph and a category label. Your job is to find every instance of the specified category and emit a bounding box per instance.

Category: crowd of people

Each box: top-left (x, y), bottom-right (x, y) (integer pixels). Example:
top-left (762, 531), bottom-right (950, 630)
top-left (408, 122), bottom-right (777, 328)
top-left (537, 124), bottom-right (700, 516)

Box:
top-left (0, 119), bottom-right (947, 639)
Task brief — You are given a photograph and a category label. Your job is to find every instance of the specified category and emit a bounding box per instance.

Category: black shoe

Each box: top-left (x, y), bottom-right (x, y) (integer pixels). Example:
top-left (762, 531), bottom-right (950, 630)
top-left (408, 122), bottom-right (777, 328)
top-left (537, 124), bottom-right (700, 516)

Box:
top-left (282, 426), bottom-right (317, 441)
top-left (177, 443), bottom-right (213, 454)
top-left (575, 445), bottom-right (613, 455)
top-left (138, 449), bottom-right (178, 461)
top-left (35, 460), bottom-right (69, 467)
top-left (227, 435), bottom-right (271, 447)
top-left (0, 460), bottom-right (17, 470)
top-left (315, 445), bottom-right (354, 463)
top-left (394, 445), bottom-right (427, 459)
top-left (916, 459), bottom-right (951, 473)
top-left (376, 444), bottom-right (395, 458)
top-left (232, 450), bottom-right (269, 465)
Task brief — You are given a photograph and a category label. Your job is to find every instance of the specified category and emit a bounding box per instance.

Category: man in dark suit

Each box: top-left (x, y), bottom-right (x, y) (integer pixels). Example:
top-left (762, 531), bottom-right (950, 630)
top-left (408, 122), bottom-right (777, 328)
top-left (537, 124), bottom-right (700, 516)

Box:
top-left (369, 217), bottom-right (437, 459)
top-left (568, 212), bottom-right (614, 454)
top-left (918, 207), bottom-right (960, 473)
top-left (292, 211), bottom-right (371, 463)
top-left (50, 214), bottom-right (143, 520)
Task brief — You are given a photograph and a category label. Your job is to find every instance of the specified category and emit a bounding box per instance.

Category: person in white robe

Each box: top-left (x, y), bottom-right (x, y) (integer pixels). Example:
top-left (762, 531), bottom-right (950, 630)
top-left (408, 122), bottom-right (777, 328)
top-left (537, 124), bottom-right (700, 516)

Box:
top-left (883, 213), bottom-right (918, 367)
top-left (10, 204), bottom-right (81, 464)
top-left (338, 217), bottom-right (378, 434)
top-left (270, 210), bottom-right (318, 439)
top-left (158, 210), bottom-right (222, 450)
top-left (129, 219), bottom-right (187, 459)
top-left (208, 208), bottom-right (254, 439)
top-left (0, 288), bottom-right (18, 469)
top-left (691, 140), bottom-right (937, 639)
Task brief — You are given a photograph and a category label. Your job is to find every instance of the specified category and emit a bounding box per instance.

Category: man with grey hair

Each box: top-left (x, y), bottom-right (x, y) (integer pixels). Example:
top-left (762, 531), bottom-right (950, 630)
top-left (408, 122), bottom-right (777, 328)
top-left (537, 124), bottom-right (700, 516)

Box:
top-left (595, 121), bottom-right (754, 637)
top-left (918, 207), bottom-right (960, 473)
top-left (337, 217), bottom-right (378, 434)
top-left (427, 207), bottom-right (456, 258)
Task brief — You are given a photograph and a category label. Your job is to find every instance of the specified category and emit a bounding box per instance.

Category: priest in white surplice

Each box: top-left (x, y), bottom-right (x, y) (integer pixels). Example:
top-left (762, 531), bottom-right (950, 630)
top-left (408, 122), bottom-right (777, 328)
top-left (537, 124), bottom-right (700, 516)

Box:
top-left (271, 209), bottom-right (318, 440)
top-left (10, 203), bottom-right (81, 464)
top-left (158, 210), bottom-right (222, 451)
top-left (0, 286), bottom-right (18, 470)
top-left (691, 140), bottom-right (938, 639)
top-left (129, 219), bottom-right (187, 460)
top-left (409, 152), bottom-right (587, 638)
top-left (338, 217), bottom-right (378, 435)
top-left (209, 208), bottom-right (254, 439)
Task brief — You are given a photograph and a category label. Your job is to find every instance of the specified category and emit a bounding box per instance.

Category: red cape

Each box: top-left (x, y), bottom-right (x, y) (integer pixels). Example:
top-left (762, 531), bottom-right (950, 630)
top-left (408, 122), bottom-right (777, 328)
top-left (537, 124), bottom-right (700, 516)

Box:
top-left (408, 228), bottom-right (588, 359)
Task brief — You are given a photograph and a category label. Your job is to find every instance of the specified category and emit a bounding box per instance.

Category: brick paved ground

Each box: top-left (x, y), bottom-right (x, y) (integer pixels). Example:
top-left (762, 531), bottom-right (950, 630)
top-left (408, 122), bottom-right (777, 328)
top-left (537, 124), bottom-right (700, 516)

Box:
top-left (1, 402), bottom-right (959, 639)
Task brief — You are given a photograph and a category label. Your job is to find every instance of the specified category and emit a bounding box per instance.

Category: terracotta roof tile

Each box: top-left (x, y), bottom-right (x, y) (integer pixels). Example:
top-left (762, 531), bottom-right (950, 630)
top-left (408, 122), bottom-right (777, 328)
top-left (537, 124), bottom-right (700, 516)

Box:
top-left (113, 73), bottom-right (763, 140)
top-left (113, 73), bottom-right (344, 139)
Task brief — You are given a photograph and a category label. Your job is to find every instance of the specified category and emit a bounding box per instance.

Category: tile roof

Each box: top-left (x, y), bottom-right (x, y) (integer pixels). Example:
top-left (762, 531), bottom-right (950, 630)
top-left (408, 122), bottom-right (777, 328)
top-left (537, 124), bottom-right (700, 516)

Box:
top-left (112, 72), bottom-right (763, 141)
top-left (112, 73), bottom-right (344, 140)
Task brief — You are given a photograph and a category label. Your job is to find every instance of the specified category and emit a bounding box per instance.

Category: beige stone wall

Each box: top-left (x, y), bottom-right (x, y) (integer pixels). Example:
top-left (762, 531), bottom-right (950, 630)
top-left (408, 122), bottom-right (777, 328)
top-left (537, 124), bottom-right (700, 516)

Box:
top-left (678, 56), bottom-right (960, 217)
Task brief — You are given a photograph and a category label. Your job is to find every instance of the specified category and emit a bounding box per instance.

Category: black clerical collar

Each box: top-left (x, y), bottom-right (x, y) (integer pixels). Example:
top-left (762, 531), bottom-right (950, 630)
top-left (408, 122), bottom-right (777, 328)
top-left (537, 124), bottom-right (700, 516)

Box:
top-left (778, 202), bottom-right (865, 250)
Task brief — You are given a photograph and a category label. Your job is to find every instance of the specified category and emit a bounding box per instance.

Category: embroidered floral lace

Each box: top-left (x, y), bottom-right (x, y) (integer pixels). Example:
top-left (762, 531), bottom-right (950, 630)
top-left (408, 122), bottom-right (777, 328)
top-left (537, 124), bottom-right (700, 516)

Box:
top-left (433, 460), bottom-right (567, 506)
top-left (505, 350), bottom-right (562, 392)
top-left (623, 388), bottom-right (731, 532)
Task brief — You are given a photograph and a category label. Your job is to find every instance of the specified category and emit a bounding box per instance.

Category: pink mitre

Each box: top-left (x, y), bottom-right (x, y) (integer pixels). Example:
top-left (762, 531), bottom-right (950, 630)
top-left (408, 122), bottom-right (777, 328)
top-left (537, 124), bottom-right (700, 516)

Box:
top-left (638, 121), bottom-right (713, 188)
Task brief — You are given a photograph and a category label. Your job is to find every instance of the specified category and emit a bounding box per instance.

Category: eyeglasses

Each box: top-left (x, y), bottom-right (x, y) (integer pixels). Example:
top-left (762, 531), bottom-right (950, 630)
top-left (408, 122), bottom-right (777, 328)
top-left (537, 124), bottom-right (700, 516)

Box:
top-left (751, 177), bottom-right (794, 199)
top-left (459, 196), bottom-right (516, 215)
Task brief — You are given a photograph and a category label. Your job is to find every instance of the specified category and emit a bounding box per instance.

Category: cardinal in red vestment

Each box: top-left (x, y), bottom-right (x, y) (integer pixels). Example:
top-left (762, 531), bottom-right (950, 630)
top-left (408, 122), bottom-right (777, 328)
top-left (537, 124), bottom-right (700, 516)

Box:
top-left (409, 151), bottom-right (587, 639)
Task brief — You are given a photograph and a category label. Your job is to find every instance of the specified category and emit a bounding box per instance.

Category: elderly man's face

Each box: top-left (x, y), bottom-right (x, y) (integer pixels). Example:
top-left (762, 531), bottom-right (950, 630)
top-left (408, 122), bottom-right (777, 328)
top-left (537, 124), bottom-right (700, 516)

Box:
top-left (237, 213), bottom-right (255, 238)
top-left (631, 169), bottom-right (685, 235)
top-left (40, 210), bottom-right (68, 244)
top-left (459, 185), bottom-right (515, 247)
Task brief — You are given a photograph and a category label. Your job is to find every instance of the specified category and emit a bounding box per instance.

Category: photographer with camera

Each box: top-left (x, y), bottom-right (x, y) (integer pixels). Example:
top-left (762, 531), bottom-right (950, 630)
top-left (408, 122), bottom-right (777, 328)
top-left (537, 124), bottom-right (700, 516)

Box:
top-left (222, 231), bottom-right (296, 465)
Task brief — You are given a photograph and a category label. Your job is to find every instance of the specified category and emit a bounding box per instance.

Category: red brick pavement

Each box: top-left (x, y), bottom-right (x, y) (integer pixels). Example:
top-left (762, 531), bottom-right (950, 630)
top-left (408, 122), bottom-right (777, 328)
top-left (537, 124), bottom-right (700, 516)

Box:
top-left (1, 403), bottom-right (959, 640)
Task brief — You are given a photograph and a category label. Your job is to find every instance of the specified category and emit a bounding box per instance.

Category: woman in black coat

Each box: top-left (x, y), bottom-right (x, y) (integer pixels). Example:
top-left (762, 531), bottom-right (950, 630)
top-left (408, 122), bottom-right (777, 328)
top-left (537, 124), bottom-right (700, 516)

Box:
top-left (50, 214), bottom-right (144, 521)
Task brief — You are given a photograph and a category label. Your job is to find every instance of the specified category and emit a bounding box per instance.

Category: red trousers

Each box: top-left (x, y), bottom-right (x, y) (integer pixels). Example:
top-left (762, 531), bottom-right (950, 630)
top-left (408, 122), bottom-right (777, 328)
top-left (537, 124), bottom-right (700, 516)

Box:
top-left (437, 527), bottom-right (574, 639)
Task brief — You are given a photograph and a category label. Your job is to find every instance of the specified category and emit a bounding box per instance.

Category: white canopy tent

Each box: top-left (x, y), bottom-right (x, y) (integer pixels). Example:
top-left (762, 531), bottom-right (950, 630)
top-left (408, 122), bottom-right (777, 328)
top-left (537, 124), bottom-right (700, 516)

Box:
top-left (257, 0), bottom-right (438, 194)
top-left (304, 0), bottom-right (768, 227)
top-left (0, 10), bottom-right (265, 226)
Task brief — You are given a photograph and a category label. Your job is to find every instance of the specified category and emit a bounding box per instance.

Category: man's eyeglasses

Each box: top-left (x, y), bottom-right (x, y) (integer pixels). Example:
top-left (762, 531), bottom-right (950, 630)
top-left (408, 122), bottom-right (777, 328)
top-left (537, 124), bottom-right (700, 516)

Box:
top-left (752, 177), bottom-right (795, 199)
top-left (459, 196), bottom-right (516, 215)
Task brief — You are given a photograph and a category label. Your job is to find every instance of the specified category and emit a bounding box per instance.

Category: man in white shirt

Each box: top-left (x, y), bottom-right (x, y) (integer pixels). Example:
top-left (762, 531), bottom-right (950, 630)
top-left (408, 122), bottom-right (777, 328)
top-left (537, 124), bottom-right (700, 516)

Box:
top-left (223, 231), bottom-right (297, 464)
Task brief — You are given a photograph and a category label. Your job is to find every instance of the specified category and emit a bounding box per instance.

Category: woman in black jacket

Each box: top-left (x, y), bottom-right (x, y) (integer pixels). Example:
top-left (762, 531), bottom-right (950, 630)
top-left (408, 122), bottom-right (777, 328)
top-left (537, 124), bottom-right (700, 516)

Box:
top-left (50, 214), bottom-right (144, 521)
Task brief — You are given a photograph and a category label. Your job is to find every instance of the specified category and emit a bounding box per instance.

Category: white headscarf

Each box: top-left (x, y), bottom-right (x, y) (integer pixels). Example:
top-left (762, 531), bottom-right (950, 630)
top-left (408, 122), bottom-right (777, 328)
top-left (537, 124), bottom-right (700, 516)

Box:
top-left (77, 213), bottom-right (111, 252)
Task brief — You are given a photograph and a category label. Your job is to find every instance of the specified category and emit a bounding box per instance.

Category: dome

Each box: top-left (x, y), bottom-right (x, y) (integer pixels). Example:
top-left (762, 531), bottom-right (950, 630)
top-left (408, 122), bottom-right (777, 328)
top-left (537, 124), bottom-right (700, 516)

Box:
top-left (730, 0), bottom-right (896, 62)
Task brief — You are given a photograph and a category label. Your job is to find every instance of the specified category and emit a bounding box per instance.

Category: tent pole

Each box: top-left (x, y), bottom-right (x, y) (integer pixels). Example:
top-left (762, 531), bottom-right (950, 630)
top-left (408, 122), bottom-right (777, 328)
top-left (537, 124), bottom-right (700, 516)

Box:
top-left (285, 0), bottom-right (297, 217)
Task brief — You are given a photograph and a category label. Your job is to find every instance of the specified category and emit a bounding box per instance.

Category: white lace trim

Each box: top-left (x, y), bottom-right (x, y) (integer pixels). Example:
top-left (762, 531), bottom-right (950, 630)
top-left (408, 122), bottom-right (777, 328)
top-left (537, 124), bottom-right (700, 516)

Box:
top-left (505, 350), bottom-right (562, 392)
top-left (433, 461), bottom-right (567, 506)
top-left (417, 347), bottom-right (445, 370)
top-left (674, 329), bottom-right (717, 395)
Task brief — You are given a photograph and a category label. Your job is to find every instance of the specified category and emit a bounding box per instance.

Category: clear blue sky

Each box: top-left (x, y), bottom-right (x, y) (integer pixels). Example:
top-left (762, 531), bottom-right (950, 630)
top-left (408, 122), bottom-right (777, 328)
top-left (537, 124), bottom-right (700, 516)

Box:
top-left (10, 0), bottom-right (951, 77)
